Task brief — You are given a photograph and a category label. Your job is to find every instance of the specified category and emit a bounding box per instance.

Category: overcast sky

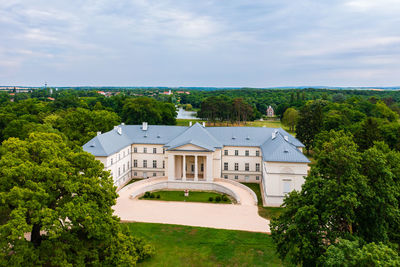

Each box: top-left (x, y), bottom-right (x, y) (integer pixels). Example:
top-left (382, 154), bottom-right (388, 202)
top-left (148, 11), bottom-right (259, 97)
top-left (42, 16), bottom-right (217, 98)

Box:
top-left (1, 0), bottom-right (399, 87)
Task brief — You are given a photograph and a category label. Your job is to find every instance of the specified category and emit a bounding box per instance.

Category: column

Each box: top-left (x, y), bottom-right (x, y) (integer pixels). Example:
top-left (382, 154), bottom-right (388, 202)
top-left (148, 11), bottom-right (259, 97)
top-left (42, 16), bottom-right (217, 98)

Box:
top-left (206, 154), bottom-right (213, 181)
top-left (182, 155), bottom-right (186, 181)
top-left (167, 154), bottom-right (175, 181)
top-left (194, 155), bottom-right (198, 181)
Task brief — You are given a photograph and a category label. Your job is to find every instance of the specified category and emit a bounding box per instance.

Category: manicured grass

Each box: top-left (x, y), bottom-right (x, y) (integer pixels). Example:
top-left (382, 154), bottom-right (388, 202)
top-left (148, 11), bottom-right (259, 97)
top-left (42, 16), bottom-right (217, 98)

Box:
top-left (140, 190), bottom-right (232, 204)
top-left (176, 119), bottom-right (205, 126)
top-left (241, 183), bottom-right (284, 220)
top-left (124, 222), bottom-right (284, 267)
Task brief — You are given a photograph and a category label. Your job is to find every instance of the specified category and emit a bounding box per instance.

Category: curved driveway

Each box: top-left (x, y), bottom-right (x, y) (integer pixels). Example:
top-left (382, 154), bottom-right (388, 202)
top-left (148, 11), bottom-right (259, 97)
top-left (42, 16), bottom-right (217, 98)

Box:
top-left (113, 178), bottom-right (270, 233)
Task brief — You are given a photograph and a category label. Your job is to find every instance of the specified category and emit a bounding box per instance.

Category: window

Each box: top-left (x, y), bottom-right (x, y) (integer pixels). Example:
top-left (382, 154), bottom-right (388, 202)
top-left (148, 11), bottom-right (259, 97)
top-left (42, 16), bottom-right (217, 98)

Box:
top-left (163, 148), bottom-right (165, 154)
top-left (283, 180), bottom-right (292, 194)
top-left (224, 175), bottom-right (228, 179)
top-left (153, 172), bottom-right (157, 177)
top-left (127, 161), bottom-right (130, 168)
top-left (201, 163), bottom-right (204, 172)
top-left (256, 150), bottom-right (260, 157)
top-left (256, 176), bottom-right (260, 180)
top-left (245, 175), bottom-right (249, 181)
top-left (224, 162), bottom-right (228, 171)
top-left (163, 160), bottom-right (165, 168)
top-left (245, 150), bottom-right (249, 156)
top-left (234, 175), bottom-right (238, 180)
top-left (123, 151), bottom-right (125, 157)
top-left (134, 171), bottom-right (137, 176)
top-left (235, 150), bottom-right (239, 156)
top-left (143, 172), bottom-right (147, 178)
top-left (224, 150), bottom-right (228, 156)
top-left (234, 163), bottom-right (239, 171)
top-left (119, 154), bottom-right (121, 160)
top-left (245, 163), bottom-right (249, 171)
top-left (153, 160), bottom-right (157, 168)
top-left (153, 148), bottom-right (157, 154)
top-left (128, 149), bottom-right (130, 154)
top-left (256, 163), bottom-right (260, 172)
top-left (123, 164), bottom-right (125, 172)
top-left (134, 160), bottom-right (137, 167)
top-left (134, 147), bottom-right (137, 153)
top-left (143, 160), bottom-right (147, 168)
top-left (191, 165), bottom-right (194, 172)
top-left (118, 168), bottom-right (120, 176)
top-left (143, 147), bottom-right (147, 153)
top-left (111, 158), bottom-right (113, 165)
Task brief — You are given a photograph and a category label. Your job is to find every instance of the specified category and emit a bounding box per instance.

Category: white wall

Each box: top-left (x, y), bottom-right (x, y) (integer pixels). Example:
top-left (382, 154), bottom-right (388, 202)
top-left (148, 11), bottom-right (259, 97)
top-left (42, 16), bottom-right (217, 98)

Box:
top-left (131, 144), bottom-right (166, 178)
top-left (220, 146), bottom-right (262, 183)
top-left (262, 161), bottom-right (308, 206)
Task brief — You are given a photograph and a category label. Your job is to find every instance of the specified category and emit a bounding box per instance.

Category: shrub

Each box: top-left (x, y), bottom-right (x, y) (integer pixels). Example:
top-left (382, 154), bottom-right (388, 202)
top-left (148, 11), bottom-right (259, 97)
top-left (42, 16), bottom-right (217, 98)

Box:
top-left (222, 195), bottom-right (228, 202)
top-left (143, 192), bottom-right (150, 198)
top-left (156, 194), bottom-right (160, 199)
top-left (215, 196), bottom-right (221, 202)
top-left (208, 197), bottom-right (214, 202)
top-left (150, 193), bottom-right (155, 199)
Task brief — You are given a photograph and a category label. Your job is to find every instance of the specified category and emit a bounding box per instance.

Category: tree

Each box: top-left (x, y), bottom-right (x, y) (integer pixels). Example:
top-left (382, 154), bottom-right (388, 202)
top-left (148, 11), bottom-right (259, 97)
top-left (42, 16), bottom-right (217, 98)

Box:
top-left (0, 132), bottom-right (154, 265)
top-left (271, 132), bottom-right (367, 266)
top-left (354, 117), bottom-right (383, 151)
top-left (296, 100), bottom-right (324, 154)
top-left (281, 108), bottom-right (298, 132)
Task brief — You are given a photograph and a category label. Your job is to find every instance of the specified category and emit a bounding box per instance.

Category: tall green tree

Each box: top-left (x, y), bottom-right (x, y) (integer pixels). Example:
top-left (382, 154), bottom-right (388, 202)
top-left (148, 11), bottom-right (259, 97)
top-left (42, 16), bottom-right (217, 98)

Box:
top-left (0, 132), bottom-right (154, 265)
top-left (296, 100), bottom-right (324, 153)
top-left (281, 108), bottom-right (298, 132)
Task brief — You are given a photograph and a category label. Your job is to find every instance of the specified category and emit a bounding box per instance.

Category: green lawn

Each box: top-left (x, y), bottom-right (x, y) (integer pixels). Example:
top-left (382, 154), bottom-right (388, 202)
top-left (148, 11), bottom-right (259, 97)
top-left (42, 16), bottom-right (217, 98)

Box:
top-left (139, 190), bottom-right (232, 204)
top-left (124, 222), bottom-right (284, 267)
top-left (241, 183), bottom-right (284, 220)
top-left (176, 119), bottom-right (291, 131)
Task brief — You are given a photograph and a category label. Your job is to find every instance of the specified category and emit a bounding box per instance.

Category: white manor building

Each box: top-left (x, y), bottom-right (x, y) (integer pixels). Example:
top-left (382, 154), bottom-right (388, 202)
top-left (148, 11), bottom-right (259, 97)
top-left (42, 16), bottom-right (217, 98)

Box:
top-left (83, 122), bottom-right (310, 206)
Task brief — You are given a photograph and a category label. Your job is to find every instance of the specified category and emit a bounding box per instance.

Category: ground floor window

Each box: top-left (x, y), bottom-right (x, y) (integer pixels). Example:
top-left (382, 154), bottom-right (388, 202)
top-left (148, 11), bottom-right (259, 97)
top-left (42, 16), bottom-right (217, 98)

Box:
top-left (143, 172), bottom-right (147, 178)
top-left (235, 175), bottom-right (238, 180)
top-left (224, 175), bottom-right (228, 179)
top-left (283, 179), bottom-right (292, 194)
top-left (245, 175), bottom-right (249, 181)
top-left (134, 172), bottom-right (137, 176)
top-left (153, 172), bottom-right (157, 177)
top-left (256, 176), bottom-right (260, 180)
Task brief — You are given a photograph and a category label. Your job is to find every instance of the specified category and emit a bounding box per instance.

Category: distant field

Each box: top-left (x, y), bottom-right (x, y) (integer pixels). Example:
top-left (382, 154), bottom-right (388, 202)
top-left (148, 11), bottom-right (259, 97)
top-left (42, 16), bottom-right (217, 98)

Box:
top-left (125, 222), bottom-right (284, 267)
top-left (176, 119), bottom-right (293, 133)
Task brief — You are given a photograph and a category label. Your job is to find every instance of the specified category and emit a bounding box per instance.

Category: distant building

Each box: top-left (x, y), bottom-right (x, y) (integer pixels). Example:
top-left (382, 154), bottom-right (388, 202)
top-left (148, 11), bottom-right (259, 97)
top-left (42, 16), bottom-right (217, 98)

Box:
top-left (97, 91), bottom-right (106, 96)
top-left (47, 97), bottom-right (55, 101)
top-left (162, 90), bottom-right (172, 95)
top-left (266, 106), bottom-right (274, 117)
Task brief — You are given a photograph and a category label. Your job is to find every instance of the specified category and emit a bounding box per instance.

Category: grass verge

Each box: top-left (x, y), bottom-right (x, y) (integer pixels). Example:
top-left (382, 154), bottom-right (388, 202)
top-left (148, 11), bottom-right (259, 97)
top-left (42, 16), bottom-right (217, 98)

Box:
top-left (124, 222), bottom-right (284, 267)
top-left (241, 183), bottom-right (284, 220)
top-left (139, 190), bottom-right (232, 204)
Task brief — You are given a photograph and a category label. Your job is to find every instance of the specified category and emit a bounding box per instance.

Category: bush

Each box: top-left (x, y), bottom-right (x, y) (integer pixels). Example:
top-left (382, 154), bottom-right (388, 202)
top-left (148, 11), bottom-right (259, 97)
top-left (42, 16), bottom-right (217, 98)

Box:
top-left (222, 194), bottom-right (228, 202)
top-left (150, 193), bottom-right (155, 199)
top-left (156, 194), bottom-right (160, 199)
top-left (208, 197), bottom-right (214, 202)
top-left (143, 192), bottom-right (150, 198)
top-left (215, 196), bottom-right (221, 202)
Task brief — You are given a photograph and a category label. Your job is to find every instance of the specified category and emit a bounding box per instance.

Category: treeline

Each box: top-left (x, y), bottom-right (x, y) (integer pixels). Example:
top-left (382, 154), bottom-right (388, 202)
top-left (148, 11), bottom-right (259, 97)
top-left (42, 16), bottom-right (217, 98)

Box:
top-left (197, 96), bottom-right (261, 124)
top-left (0, 90), bottom-right (176, 148)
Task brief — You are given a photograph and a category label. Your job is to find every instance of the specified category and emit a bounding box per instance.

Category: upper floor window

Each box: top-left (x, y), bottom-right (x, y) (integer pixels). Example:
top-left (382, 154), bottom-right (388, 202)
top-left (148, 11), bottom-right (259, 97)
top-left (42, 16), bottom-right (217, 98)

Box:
top-left (224, 150), bottom-right (228, 156)
top-left (245, 163), bottom-right (249, 171)
top-left (256, 150), bottom-right (260, 157)
top-left (153, 148), bottom-right (157, 154)
top-left (134, 147), bottom-right (137, 153)
top-left (123, 164), bottom-right (125, 172)
top-left (128, 149), bottom-right (130, 154)
top-left (118, 168), bottom-right (120, 176)
top-left (224, 162), bottom-right (228, 171)
top-left (134, 160), bottom-right (137, 168)
top-left (163, 160), bottom-right (165, 168)
top-left (235, 150), bottom-right (239, 156)
top-left (143, 160), bottom-right (147, 168)
top-left (245, 150), bottom-right (249, 156)
top-left (153, 160), bottom-right (157, 168)
top-left (143, 147), bottom-right (147, 153)
top-left (256, 163), bottom-right (260, 172)
top-left (119, 154), bottom-right (121, 160)
top-left (111, 158), bottom-right (113, 165)
top-left (234, 163), bottom-right (239, 171)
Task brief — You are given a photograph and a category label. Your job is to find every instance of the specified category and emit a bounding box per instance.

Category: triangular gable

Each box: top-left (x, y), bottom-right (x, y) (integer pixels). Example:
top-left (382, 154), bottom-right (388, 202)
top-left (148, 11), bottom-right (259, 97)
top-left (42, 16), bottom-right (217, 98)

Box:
top-left (170, 143), bottom-right (211, 151)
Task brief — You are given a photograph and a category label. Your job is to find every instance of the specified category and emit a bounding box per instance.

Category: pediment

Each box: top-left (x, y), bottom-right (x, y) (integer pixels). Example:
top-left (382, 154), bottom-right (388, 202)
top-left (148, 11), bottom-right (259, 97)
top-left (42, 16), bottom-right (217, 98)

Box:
top-left (172, 143), bottom-right (209, 151)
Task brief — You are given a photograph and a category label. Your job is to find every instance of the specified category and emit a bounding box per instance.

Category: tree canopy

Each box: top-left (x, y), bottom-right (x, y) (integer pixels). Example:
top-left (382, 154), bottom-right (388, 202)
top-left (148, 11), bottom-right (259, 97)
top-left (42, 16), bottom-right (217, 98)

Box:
top-left (0, 132), bottom-right (154, 265)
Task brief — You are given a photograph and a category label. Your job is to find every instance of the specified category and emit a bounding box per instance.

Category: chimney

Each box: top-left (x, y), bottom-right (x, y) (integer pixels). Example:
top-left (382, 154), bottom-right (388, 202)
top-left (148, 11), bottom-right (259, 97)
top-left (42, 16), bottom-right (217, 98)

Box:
top-left (97, 131), bottom-right (101, 136)
top-left (189, 121), bottom-right (192, 126)
top-left (117, 126), bottom-right (122, 135)
top-left (142, 122), bottom-right (148, 131)
top-left (202, 122), bottom-right (206, 127)
top-left (121, 122), bottom-right (125, 126)
top-left (284, 136), bottom-right (289, 142)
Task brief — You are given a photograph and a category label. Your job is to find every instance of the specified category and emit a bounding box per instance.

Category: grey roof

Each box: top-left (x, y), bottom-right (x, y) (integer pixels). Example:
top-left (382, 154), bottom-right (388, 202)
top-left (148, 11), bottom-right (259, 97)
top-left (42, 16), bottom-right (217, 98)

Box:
top-left (165, 123), bottom-right (222, 151)
top-left (83, 123), bottom-right (309, 163)
top-left (260, 132), bottom-right (310, 163)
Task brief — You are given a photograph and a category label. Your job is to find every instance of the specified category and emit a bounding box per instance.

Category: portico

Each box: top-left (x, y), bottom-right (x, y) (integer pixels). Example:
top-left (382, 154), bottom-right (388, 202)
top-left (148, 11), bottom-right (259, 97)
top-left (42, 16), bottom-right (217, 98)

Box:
top-left (168, 152), bottom-right (213, 181)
